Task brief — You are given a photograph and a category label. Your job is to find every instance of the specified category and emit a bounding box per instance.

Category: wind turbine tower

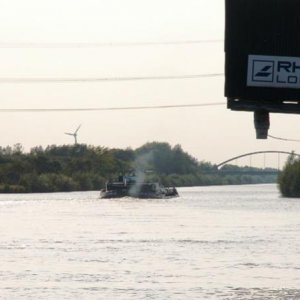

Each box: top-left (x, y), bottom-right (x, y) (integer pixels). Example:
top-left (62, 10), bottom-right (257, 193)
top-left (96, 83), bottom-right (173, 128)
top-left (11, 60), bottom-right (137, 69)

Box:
top-left (65, 124), bottom-right (82, 144)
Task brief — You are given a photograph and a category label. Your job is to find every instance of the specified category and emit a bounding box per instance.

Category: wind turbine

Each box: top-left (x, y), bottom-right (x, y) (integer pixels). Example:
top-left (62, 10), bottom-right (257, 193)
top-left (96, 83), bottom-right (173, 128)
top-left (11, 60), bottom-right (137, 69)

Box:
top-left (65, 124), bottom-right (81, 144)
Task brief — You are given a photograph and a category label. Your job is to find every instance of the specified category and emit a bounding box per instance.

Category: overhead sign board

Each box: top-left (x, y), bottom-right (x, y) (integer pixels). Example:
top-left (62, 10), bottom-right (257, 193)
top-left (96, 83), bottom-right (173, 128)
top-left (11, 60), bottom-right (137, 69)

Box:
top-left (247, 55), bottom-right (300, 89)
top-left (225, 0), bottom-right (300, 107)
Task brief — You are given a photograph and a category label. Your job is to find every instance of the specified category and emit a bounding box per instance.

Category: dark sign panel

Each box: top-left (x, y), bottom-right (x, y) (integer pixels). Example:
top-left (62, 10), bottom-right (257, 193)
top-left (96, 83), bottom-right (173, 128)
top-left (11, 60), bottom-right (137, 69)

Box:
top-left (225, 0), bottom-right (300, 114)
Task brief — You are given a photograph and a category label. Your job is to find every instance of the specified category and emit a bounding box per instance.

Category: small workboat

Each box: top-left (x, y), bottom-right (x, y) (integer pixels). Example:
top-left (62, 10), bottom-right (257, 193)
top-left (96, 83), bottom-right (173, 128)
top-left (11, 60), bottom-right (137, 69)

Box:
top-left (100, 175), bottom-right (178, 199)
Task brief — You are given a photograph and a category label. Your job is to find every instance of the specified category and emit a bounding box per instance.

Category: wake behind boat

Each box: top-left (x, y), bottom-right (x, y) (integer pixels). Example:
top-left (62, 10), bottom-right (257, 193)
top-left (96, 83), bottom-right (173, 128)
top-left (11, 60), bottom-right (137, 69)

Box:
top-left (100, 175), bottom-right (178, 199)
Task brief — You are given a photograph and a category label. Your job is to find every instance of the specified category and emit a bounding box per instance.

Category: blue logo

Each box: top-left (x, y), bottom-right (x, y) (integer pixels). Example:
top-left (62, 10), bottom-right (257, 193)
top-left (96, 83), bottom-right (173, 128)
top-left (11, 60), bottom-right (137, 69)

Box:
top-left (252, 60), bottom-right (274, 82)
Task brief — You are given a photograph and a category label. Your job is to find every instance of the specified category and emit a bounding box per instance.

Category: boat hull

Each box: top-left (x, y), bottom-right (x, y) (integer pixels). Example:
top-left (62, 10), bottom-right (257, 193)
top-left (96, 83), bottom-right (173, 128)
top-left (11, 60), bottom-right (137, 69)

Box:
top-left (100, 182), bottom-right (179, 199)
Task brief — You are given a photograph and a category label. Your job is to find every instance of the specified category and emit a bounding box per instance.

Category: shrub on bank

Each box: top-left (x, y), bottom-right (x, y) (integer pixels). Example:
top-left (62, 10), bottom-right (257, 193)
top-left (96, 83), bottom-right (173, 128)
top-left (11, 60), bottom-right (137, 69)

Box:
top-left (0, 184), bottom-right (26, 193)
top-left (278, 154), bottom-right (300, 197)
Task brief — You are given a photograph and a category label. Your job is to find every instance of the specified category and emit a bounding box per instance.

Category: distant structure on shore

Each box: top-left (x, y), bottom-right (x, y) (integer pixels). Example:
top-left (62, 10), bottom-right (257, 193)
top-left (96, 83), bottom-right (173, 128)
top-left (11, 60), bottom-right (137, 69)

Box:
top-left (64, 124), bottom-right (81, 144)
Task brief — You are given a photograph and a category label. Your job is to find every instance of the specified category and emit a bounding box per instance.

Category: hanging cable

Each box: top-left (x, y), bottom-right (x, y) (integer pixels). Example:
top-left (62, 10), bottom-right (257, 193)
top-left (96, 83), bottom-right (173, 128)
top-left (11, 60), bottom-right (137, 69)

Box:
top-left (0, 73), bottom-right (224, 83)
top-left (0, 39), bottom-right (223, 48)
top-left (0, 102), bottom-right (225, 113)
top-left (268, 134), bottom-right (300, 142)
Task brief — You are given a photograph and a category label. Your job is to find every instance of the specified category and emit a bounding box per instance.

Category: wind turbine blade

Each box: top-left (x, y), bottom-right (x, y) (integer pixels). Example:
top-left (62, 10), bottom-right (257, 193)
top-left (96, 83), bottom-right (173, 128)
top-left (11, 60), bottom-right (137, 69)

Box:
top-left (75, 124), bottom-right (81, 133)
top-left (65, 132), bottom-right (74, 136)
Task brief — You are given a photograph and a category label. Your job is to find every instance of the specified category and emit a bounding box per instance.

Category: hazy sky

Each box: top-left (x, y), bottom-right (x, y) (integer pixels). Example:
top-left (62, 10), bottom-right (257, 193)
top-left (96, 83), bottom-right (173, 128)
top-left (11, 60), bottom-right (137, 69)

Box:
top-left (0, 0), bottom-right (299, 168)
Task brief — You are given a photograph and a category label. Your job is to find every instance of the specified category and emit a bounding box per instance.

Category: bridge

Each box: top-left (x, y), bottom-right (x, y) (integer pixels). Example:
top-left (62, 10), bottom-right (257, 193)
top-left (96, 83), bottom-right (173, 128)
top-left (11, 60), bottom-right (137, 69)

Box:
top-left (210, 151), bottom-right (300, 176)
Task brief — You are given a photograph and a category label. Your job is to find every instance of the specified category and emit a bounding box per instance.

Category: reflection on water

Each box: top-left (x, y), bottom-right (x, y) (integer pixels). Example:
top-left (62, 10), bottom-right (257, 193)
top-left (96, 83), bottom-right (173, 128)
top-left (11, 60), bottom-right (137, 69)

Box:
top-left (0, 184), bottom-right (299, 299)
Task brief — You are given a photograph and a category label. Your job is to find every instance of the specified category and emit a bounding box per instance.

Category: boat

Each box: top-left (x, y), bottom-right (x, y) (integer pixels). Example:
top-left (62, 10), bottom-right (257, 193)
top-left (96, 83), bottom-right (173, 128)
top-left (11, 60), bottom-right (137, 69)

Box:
top-left (100, 175), bottom-right (179, 199)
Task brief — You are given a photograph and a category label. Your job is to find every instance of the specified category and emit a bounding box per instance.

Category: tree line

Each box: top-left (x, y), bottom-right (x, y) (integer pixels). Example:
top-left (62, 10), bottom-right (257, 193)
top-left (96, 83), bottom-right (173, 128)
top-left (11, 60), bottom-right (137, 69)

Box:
top-left (0, 142), bottom-right (277, 193)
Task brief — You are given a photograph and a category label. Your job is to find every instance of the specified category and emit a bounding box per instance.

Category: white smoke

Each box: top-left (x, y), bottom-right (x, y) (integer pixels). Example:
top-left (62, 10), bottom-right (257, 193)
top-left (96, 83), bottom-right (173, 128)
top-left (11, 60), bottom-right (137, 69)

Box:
top-left (129, 152), bottom-right (154, 196)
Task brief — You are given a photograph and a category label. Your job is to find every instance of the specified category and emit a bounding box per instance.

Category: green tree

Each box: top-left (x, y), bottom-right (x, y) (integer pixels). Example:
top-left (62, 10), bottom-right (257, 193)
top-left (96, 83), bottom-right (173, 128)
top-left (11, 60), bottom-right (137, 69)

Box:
top-left (278, 154), bottom-right (300, 197)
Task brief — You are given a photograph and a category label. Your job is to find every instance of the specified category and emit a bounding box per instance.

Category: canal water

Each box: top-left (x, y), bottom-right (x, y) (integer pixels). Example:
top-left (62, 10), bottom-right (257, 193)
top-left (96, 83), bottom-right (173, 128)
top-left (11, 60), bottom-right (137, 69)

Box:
top-left (0, 184), bottom-right (299, 299)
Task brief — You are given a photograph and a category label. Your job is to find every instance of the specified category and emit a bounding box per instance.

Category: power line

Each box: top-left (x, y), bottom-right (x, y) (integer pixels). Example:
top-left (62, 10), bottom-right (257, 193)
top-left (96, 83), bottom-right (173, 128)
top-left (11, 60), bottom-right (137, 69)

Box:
top-left (0, 102), bottom-right (225, 113)
top-left (0, 73), bottom-right (224, 83)
top-left (268, 134), bottom-right (300, 142)
top-left (0, 40), bottom-right (223, 48)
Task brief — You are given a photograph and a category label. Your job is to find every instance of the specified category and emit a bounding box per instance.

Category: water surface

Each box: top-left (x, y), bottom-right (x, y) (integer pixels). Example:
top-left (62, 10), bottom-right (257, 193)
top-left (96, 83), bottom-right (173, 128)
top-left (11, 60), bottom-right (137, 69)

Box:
top-left (0, 184), bottom-right (299, 299)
